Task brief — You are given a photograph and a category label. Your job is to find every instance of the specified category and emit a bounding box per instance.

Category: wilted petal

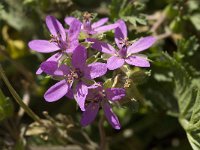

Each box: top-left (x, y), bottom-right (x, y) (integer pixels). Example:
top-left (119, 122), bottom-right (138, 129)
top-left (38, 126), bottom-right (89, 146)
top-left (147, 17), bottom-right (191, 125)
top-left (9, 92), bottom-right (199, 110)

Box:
top-left (95, 23), bottom-right (118, 34)
top-left (92, 18), bottom-right (108, 29)
top-left (28, 40), bottom-right (60, 53)
top-left (46, 15), bottom-right (66, 41)
top-left (84, 62), bottom-right (107, 79)
top-left (64, 17), bottom-right (77, 25)
top-left (107, 56), bottom-right (124, 70)
top-left (115, 20), bottom-right (127, 49)
top-left (87, 38), bottom-right (115, 54)
top-left (106, 88), bottom-right (125, 101)
top-left (68, 19), bottom-right (82, 43)
top-left (81, 103), bottom-right (99, 126)
top-left (72, 45), bottom-right (87, 70)
top-left (102, 102), bottom-right (121, 130)
top-left (127, 36), bottom-right (156, 54)
top-left (44, 80), bottom-right (69, 102)
top-left (74, 82), bottom-right (88, 111)
top-left (125, 55), bottom-right (150, 67)
top-left (41, 61), bottom-right (70, 76)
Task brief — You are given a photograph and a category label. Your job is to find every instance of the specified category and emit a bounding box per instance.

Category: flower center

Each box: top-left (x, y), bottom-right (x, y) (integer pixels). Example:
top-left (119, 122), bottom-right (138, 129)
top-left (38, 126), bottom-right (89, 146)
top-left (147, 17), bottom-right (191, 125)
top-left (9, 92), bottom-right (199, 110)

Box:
top-left (49, 33), bottom-right (67, 51)
top-left (118, 38), bottom-right (131, 58)
top-left (49, 34), bottom-right (60, 43)
top-left (82, 12), bottom-right (93, 31)
top-left (66, 68), bottom-right (83, 84)
top-left (119, 37), bottom-right (131, 48)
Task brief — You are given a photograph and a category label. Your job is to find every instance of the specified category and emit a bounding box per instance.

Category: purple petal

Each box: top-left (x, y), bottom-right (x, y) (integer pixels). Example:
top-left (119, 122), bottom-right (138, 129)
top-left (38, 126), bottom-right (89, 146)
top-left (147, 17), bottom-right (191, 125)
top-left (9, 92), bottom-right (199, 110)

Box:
top-left (36, 68), bottom-right (43, 75)
top-left (65, 88), bottom-right (74, 99)
top-left (81, 103), bottom-right (99, 126)
top-left (94, 23), bottom-right (118, 34)
top-left (107, 56), bottom-right (124, 70)
top-left (36, 52), bottom-right (62, 75)
top-left (64, 17), bottom-right (78, 25)
top-left (68, 19), bottom-right (82, 43)
top-left (41, 61), bottom-right (70, 76)
top-left (106, 88), bottom-right (125, 101)
top-left (127, 36), bottom-right (156, 54)
top-left (44, 80), bottom-right (69, 102)
top-left (92, 18), bottom-right (108, 29)
top-left (84, 62), bottom-right (107, 79)
top-left (115, 20), bottom-right (127, 49)
top-left (28, 40), bottom-right (60, 53)
top-left (72, 45), bottom-right (87, 70)
top-left (102, 102), bottom-right (121, 130)
top-left (46, 15), bottom-right (66, 41)
top-left (125, 55), bottom-right (150, 67)
top-left (87, 38), bottom-right (115, 54)
top-left (74, 82), bottom-right (88, 111)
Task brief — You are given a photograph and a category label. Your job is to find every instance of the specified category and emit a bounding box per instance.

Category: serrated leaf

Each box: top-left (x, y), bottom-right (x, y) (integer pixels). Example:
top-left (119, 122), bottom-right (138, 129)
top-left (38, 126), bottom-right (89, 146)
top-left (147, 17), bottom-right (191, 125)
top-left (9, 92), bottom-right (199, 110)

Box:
top-left (163, 52), bottom-right (200, 150)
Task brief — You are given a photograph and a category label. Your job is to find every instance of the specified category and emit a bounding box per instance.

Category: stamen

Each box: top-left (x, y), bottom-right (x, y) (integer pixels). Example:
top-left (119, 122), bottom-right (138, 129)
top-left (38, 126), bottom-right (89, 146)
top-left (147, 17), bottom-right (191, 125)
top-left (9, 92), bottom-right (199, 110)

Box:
top-left (83, 12), bottom-right (93, 21)
top-left (49, 34), bottom-right (60, 44)
top-left (65, 69), bottom-right (83, 84)
top-left (119, 37), bottom-right (131, 48)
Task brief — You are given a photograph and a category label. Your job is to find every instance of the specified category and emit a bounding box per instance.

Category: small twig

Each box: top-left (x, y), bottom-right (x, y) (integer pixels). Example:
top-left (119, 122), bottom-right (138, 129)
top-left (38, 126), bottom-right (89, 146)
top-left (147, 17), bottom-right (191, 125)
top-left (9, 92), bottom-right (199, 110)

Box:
top-left (156, 30), bottom-right (172, 40)
top-left (66, 136), bottom-right (88, 149)
top-left (98, 115), bottom-right (106, 150)
top-left (3, 120), bottom-right (19, 141)
top-left (0, 65), bottom-right (42, 124)
top-left (150, 12), bottom-right (166, 33)
top-left (81, 130), bottom-right (98, 149)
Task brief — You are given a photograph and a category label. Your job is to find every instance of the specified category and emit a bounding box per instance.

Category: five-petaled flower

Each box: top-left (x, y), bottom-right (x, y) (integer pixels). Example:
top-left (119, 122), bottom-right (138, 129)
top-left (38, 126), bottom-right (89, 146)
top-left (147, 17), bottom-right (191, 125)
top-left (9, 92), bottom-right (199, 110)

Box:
top-left (65, 12), bottom-right (118, 35)
top-left (40, 45), bottom-right (107, 111)
top-left (88, 19), bottom-right (156, 70)
top-left (28, 15), bottom-right (81, 74)
top-left (81, 83), bottom-right (125, 129)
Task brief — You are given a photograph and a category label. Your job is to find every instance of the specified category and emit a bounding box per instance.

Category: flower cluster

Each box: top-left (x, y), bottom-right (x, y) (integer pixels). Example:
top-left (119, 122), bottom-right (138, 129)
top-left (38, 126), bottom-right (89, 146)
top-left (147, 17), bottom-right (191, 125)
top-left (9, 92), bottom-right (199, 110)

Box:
top-left (28, 13), bottom-right (156, 129)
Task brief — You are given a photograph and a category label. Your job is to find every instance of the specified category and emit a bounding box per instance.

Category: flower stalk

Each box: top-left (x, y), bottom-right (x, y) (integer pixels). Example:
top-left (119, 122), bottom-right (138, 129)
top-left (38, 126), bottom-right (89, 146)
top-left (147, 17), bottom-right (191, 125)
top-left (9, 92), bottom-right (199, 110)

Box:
top-left (0, 64), bottom-right (42, 124)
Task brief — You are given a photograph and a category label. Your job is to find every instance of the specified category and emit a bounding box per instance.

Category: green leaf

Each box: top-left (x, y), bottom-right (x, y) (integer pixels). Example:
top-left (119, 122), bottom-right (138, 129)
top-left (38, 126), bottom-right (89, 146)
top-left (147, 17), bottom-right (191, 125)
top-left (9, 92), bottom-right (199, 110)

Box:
top-left (190, 14), bottom-right (200, 31)
top-left (103, 78), bottom-right (113, 89)
top-left (0, 89), bottom-right (14, 121)
top-left (0, 0), bottom-right (34, 31)
top-left (86, 52), bottom-right (101, 64)
top-left (129, 70), bottom-right (151, 85)
top-left (163, 53), bottom-right (200, 150)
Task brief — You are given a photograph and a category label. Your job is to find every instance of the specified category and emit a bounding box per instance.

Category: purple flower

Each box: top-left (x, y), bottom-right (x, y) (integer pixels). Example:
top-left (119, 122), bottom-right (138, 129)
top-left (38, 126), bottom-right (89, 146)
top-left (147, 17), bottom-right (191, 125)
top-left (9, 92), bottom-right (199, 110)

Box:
top-left (40, 45), bottom-right (107, 111)
top-left (65, 12), bottom-right (118, 35)
top-left (80, 83), bottom-right (125, 129)
top-left (88, 20), bottom-right (156, 70)
top-left (28, 15), bottom-right (81, 74)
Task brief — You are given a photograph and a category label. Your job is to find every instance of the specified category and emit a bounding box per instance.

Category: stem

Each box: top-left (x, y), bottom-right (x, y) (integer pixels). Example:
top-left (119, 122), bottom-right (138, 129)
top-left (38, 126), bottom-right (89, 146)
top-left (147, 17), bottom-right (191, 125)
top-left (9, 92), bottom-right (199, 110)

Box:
top-left (98, 115), bottom-right (106, 150)
top-left (0, 65), bottom-right (42, 124)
